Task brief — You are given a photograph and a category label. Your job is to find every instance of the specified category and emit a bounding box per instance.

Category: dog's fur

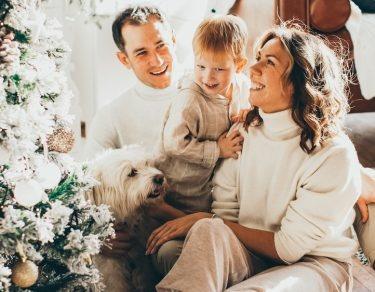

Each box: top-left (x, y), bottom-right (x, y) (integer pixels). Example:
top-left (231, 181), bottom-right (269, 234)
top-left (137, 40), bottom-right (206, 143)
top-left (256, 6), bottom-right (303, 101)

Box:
top-left (86, 145), bottom-right (166, 292)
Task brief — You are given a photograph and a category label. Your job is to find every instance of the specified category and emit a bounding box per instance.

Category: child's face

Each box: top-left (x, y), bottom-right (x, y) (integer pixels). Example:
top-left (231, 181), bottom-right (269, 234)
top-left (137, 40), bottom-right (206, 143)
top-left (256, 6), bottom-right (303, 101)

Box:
top-left (194, 51), bottom-right (240, 98)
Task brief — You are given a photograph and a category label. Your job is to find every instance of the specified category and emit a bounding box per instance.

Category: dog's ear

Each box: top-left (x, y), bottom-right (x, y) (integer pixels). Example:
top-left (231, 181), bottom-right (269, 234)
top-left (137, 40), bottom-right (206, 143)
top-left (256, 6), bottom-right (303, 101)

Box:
top-left (99, 159), bottom-right (134, 189)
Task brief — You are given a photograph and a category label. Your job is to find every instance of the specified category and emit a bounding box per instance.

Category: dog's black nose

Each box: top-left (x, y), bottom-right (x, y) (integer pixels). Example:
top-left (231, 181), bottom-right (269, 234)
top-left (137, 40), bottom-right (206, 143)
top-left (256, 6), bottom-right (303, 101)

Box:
top-left (153, 174), bottom-right (164, 185)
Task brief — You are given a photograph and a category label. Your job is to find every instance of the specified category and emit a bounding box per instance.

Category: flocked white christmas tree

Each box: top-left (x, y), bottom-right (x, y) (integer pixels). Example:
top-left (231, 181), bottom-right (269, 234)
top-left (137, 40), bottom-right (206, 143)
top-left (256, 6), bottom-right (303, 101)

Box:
top-left (0, 0), bottom-right (114, 290)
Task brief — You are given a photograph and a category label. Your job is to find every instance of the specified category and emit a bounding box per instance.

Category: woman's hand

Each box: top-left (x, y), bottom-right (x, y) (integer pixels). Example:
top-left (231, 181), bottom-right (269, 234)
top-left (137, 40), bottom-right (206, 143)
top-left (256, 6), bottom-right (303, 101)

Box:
top-left (145, 212), bottom-right (211, 255)
top-left (357, 167), bottom-right (375, 223)
top-left (231, 109), bottom-right (250, 123)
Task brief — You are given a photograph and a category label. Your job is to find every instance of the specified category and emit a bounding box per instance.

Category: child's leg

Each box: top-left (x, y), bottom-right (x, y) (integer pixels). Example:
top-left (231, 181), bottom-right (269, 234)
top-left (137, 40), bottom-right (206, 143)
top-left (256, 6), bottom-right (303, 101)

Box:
top-left (152, 239), bottom-right (184, 276)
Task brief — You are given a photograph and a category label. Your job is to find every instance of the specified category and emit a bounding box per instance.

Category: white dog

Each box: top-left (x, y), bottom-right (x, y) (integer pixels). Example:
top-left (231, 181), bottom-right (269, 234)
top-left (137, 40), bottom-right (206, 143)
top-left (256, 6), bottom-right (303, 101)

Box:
top-left (86, 145), bottom-right (166, 292)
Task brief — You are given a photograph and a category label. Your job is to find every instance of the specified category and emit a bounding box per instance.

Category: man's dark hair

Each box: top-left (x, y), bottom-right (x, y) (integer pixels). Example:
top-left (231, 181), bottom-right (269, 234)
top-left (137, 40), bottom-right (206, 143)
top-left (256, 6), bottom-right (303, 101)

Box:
top-left (112, 5), bottom-right (169, 52)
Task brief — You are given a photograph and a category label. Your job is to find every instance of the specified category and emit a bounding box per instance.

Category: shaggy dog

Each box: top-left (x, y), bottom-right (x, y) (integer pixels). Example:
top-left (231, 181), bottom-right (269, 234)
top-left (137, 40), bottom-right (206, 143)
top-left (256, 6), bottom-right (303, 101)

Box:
top-left (86, 145), bottom-right (166, 292)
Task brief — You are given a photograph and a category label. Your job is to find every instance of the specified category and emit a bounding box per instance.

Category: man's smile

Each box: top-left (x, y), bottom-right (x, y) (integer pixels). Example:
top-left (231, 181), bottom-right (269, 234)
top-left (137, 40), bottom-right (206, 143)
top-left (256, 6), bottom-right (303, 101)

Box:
top-left (150, 65), bottom-right (168, 76)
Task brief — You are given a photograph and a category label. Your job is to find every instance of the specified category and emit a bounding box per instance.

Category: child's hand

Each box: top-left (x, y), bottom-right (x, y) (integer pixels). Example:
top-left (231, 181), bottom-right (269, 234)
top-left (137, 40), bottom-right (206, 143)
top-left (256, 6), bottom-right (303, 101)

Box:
top-left (231, 109), bottom-right (251, 123)
top-left (218, 130), bottom-right (243, 159)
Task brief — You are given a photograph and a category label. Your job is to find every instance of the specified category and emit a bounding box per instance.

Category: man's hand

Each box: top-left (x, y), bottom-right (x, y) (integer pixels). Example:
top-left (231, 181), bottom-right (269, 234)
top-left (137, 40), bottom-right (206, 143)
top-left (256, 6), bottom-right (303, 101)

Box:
top-left (145, 212), bottom-right (210, 255)
top-left (231, 109), bottom-right (250, 123)
top-left (101, 227), bottom-right (133, 257)
top-left (357, 167), bottom-right (375, 223)
top-left (218, 130), bottom-right (243, 159)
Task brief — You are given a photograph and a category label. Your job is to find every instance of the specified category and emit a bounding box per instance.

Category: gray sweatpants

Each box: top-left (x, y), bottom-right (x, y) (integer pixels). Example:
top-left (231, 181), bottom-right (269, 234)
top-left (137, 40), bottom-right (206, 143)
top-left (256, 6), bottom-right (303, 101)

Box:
top-left (156, 218), bottom-right (352, 292)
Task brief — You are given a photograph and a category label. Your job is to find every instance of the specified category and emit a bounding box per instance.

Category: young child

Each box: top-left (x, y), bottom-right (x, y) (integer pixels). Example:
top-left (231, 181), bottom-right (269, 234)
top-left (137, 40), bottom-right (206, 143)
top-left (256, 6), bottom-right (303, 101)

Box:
top-left (156, 15), bottom-right (250, 214)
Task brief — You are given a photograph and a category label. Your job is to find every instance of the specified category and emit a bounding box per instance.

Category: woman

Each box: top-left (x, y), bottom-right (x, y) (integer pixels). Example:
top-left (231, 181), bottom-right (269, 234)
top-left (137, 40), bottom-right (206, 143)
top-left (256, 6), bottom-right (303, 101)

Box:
top-left (147, 24), bottom-right (362, 291)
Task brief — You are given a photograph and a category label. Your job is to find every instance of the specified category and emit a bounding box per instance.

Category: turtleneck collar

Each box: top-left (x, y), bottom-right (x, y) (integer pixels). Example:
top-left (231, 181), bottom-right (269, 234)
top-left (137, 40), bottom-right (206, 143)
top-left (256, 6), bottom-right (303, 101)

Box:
top-left (133, 65), bottom-right (184, 101)
top-left (258, 108), bottom-right (301, 140)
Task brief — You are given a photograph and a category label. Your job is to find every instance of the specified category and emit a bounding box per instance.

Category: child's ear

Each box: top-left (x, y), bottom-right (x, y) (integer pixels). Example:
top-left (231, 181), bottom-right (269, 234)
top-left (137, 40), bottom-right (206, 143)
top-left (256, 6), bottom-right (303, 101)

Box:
top-left (117, 51), bottom-right (131, 69)
top-left (236, 57), bottom-right (248, 73)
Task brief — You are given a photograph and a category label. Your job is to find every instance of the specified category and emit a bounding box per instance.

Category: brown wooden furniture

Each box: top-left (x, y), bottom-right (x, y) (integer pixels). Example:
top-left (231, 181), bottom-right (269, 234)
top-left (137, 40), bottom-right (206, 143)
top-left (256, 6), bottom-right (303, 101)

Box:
top-left (275, 0), bottom-right (375, 113)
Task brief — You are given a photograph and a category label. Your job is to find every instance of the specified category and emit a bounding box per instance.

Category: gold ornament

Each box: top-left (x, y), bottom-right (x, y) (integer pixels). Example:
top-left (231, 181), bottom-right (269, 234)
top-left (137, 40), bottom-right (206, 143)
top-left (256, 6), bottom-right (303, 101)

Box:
top-left (11, 260), bottom-right (39, 288)
top-left (47, 127), bottom-right (75, 153)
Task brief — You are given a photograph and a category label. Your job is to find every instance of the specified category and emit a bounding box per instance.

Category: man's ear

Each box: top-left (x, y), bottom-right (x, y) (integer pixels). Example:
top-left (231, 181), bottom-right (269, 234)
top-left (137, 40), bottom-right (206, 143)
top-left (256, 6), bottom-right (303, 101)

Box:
top-left (171, 29), bottom-right (176, 45)
top-left (236, 57), bottom-right (248, 73)
top-left (117, 51), bottom-right (131, 69)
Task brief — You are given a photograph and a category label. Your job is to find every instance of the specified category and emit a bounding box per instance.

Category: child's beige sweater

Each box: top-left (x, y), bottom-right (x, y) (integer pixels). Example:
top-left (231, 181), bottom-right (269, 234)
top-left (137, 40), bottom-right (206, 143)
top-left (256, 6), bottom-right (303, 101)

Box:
top-left (157, 74), bottom-right (249, 213)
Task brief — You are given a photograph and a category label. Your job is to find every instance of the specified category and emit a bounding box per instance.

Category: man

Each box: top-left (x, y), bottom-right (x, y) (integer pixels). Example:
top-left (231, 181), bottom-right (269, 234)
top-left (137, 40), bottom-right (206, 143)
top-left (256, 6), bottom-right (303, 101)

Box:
top-left (85, 6), bottom-right (181, 158)
top-left (85, 5), bottom-right (188, 277)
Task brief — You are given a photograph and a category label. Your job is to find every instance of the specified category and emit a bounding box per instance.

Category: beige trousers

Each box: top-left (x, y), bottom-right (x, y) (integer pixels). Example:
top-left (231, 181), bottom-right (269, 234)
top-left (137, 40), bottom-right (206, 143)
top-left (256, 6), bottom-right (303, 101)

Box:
top-left (156, 218), bottom-right (353, 292)
top-left (355, 204), bottom-right (375, 268)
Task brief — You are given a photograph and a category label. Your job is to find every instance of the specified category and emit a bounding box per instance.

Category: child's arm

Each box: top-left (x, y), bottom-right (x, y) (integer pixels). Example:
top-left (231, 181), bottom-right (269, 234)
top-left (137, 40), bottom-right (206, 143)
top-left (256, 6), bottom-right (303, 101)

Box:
top-left (163, 93), bottom-right (243, 168)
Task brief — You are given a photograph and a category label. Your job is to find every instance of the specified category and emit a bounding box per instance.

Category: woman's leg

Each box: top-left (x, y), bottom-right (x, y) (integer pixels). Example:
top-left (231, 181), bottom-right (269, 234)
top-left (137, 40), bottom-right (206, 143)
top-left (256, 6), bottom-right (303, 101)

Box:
top-left (226, 256), bottom-right (352, 292)
top-left (156, 218), bottom-right (268, 292)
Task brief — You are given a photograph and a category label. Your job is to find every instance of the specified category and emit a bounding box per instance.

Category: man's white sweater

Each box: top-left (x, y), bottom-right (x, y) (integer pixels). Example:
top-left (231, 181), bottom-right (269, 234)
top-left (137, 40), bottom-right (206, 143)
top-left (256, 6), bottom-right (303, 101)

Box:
top-left (84, 79), bottom-right (177, 159)
top-left (212, 109), bottom-right (362, 264)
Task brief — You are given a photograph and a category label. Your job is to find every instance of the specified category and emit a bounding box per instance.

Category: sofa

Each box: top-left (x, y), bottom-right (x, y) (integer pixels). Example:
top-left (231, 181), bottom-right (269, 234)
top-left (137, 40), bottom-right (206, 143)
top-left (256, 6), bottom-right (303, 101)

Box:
top-left (231, 0), bottom-right (375, 290)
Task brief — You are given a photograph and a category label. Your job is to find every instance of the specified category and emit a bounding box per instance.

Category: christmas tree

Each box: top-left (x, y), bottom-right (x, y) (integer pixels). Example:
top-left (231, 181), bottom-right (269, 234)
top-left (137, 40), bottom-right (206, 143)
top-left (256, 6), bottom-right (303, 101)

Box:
top-left (0, 0), bottom-right (114, 290)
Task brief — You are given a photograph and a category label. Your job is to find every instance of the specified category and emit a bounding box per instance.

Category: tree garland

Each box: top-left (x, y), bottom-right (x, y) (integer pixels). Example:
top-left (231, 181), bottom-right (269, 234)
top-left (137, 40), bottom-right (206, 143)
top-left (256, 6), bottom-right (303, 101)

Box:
top-left (0, 0), bottom-right (114, 290)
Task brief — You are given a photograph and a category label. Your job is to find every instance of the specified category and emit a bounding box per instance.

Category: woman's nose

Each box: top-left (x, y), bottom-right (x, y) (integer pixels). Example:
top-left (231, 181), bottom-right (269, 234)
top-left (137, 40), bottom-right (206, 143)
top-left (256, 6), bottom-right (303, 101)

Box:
top-left (249, 63), bottom-right (262, 80)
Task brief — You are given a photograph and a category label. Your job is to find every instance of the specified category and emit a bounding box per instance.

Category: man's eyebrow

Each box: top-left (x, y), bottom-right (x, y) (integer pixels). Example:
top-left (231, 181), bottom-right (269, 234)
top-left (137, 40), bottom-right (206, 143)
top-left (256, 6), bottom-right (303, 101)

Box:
top-left (132, 40), bottom-right (164, 54)
top-left (133, 47), bottom-right (146, 54)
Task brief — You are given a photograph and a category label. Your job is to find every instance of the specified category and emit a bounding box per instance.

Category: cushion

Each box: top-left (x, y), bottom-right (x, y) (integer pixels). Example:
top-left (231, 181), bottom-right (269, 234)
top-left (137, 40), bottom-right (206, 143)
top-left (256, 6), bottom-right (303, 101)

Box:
top-left (345, 113), bottom-right (375, 168)
top-left (355, 204), bottom-right (375, 269)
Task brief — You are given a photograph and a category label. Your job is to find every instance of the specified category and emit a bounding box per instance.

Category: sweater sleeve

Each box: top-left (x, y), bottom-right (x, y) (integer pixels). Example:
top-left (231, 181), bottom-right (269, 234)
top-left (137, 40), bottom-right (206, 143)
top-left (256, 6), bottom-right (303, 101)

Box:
top-left (84, 106), bottom-right (119, 160)
top-left (162, 91), bottom-right (220, 169)
top-left (274, 140), bottom-right (362, 264)
top-left (211, 158), bottom-right (240, 222)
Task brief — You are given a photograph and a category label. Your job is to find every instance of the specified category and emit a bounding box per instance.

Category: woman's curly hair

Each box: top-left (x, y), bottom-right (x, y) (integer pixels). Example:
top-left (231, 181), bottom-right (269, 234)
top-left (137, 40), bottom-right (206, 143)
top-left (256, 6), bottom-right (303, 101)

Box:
top-left (245, 23), bottom-right (350, 154)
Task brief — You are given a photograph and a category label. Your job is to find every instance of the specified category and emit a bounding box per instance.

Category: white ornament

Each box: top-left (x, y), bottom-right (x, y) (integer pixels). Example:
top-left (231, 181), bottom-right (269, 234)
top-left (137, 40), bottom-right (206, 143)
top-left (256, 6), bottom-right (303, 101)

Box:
top-left (36, 162), bottom-right (61, 189)
top-left (14, 180), bottom-right (45, 207)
